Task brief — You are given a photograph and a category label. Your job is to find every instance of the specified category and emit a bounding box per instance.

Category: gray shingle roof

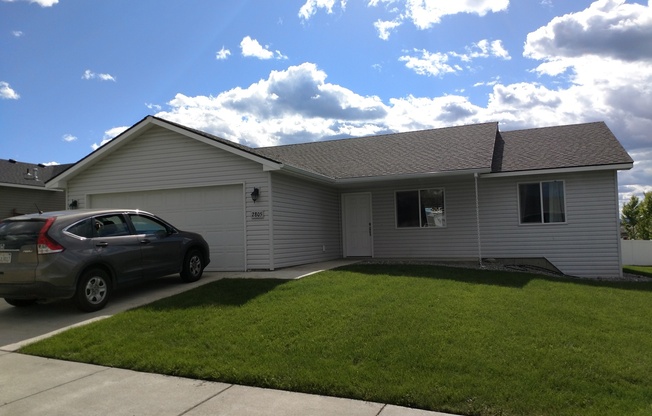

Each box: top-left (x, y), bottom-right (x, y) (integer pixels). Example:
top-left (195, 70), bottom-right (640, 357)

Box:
top-left (494, 122), bottom-right (634, 173)
top-left (0, 159), bottom-right (73, 187)
top-left (256, 122), bottom-right (499, 179)
top-left (43, 117), bottom-right (633, 187)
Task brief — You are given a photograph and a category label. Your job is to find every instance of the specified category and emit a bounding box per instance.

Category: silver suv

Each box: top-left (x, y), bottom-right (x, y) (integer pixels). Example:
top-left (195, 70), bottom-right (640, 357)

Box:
top-left (0, 209), bottom-right (210, 312)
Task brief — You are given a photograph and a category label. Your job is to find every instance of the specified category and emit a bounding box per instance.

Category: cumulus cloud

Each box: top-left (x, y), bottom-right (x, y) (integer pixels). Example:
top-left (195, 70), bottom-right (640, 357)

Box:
top-left (155, 63), bottom-right (388, 146)
top-left (399, 50), bottom-right (461, 77)
top-left (525, 0), bottom-right (652, 64)
top-left (0, 81), bottom-right (19, 99)
top-left (12, 30), bottom-right (23, 37)
top-left (240, 36), bottom-right (287, 60)
top-left (216, 46), bottom-right (231, 60)
top-left (369, 0), bottom-right (509, 38)
top-left (82, 70), bottom-right (116, 82)
top-left (298, 0), bottom-right (346, 21)
top-left (404, 0), bottom-right (510, 29)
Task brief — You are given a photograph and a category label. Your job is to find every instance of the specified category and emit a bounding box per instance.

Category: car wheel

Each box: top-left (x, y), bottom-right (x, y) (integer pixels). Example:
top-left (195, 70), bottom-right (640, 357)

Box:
top-left (4, 298), bottom-right (37, 307)
top-left (180, 249), bottom-right (204, 283)
top-left (75, 268), bottom-right (111, 312)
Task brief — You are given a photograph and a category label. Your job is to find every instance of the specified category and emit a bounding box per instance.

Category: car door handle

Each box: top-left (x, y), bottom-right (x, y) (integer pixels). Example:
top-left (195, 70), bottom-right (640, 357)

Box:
top-left (95, 242), bottom-right (108, 247)
top-left (140, 239), bottom-right (151, 245)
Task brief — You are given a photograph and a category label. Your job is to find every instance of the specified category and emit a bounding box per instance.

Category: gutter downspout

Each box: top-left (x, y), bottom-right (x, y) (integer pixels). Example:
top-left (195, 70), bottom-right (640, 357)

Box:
top-left (474, 173), bottom-right (484, 268)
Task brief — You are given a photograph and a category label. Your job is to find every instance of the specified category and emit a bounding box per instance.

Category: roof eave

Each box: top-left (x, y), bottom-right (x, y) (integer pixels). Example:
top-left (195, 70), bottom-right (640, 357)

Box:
top-left (334, 168), bottom-right (492, 185)
top-left (278, 164), bottom-right (337, 184)
top-left (481, 163), bottom-right (634, 178)
top-left (2, 182), bottom-right (63, 191)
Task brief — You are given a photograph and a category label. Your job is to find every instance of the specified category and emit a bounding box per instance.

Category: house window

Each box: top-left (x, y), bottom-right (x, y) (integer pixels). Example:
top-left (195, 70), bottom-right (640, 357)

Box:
top-left (518, 181), bottom-right (566, 224)
top-left (396, 189), bottom-right (446, 228)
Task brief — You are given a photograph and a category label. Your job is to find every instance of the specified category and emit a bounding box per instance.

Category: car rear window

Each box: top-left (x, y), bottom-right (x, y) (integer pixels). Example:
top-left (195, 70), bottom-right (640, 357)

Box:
top-left (0, 219), bottom-right (46, 250)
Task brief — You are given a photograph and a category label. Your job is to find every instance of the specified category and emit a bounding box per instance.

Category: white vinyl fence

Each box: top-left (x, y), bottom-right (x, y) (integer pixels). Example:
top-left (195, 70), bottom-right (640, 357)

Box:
top-left (621, 239), bottom-right (652, 266)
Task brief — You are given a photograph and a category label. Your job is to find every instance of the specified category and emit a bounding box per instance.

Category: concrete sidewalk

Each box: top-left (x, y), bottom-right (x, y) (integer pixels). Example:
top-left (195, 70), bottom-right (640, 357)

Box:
top-left (0, 352), bottom-right (456, 416)
top-left (0, 259), bottom-right (460, 416)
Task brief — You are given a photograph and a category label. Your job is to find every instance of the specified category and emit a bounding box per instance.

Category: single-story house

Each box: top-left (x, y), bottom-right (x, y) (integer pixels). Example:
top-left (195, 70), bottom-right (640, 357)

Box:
top-left (46, 116), bottom-right (633, 278)
top-left (1, 159), bottom-right (72, 220)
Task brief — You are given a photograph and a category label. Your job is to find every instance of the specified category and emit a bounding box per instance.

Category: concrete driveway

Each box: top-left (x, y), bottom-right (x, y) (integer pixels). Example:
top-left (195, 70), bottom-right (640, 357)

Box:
top-left (0, 272), bottom-right (222, 351)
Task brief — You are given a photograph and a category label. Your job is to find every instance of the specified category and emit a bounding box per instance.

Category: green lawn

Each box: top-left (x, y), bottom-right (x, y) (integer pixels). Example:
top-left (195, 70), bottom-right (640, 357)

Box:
top-left (21, 265), bottom-right (652, 416)
top-left (624, 265), bottom-right (652, 278)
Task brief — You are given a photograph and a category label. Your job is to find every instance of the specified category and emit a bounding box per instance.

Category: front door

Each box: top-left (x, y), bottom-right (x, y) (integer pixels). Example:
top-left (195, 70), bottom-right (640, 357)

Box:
top-left (342, 193), bottom-right (373, 257)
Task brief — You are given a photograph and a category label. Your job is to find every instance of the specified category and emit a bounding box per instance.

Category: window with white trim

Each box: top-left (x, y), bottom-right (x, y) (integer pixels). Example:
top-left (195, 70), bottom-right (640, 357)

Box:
top-left (518, 181), bottom-right (566, 224)
top-left (396, 189), bottom-right (446, 228)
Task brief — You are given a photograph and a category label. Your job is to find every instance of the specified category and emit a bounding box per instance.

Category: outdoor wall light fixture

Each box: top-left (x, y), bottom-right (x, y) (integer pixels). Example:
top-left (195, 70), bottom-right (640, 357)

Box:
top-left (250, 187), bottom-right (260, 203)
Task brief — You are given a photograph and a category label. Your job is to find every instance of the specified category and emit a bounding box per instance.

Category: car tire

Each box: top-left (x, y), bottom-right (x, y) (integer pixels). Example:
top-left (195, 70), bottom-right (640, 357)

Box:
top-left (4, 298), bottom-right (37, 307)
top-left (75, 268), bottom-right (111, 312)
top-left (180, 249), bottom-right (204, 283)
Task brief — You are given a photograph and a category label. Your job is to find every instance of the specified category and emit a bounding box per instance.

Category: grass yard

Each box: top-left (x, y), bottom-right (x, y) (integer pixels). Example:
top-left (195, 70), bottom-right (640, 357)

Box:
top-left (21, 264), bottom-right (652, 416)
top-left (624, 265), bottom-right (652, 278)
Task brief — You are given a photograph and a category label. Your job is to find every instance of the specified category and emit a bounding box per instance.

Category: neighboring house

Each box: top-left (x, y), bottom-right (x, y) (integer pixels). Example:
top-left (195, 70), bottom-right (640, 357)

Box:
top-left (46, 116), bottom-right (633, 278)
top-left (0, 159), bottom-right (72, 220)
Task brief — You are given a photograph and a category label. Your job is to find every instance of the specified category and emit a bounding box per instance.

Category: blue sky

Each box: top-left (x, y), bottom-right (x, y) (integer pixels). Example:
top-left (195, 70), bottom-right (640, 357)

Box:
top-left (1, 0), bottom-right (651, 205)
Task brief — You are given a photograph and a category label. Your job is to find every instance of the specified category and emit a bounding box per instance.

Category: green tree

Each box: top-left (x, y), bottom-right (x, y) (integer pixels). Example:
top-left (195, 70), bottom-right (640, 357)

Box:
top-left (621, 192), bottom-right (652, 240)
top-left (621, 195), bottom-right (640, 239)
top-left (639, 192), bottom-right (652, 240)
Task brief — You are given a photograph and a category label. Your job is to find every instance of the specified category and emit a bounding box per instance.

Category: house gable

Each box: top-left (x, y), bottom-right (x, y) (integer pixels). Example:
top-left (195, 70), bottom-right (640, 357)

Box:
top-left (46, 116), bottom-right (283, 189)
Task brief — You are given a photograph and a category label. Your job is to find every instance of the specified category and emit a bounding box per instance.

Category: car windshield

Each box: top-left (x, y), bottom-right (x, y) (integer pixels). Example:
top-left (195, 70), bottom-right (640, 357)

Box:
top-left (0, 219), bottom-right (46, 250)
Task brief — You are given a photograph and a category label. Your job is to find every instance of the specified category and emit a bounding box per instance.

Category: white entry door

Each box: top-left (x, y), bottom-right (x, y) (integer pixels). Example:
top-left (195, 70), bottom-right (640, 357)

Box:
top-left (342, 193), bottom-right (372, 257)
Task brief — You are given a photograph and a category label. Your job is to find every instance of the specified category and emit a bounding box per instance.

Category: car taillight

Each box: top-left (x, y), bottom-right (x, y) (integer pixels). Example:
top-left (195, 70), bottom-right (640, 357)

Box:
top-left (37, 217), bottom-right (64, 254)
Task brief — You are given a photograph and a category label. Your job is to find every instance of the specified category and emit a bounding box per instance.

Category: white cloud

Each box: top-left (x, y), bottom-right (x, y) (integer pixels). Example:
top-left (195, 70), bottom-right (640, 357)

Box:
top-left (12, 30), bottom-right (23, 37)
top-left (374, 19), bottom-right (402, 40)
top-left (452, 39), bottom-right (511, 61)
top-left (240, 36), bottom-right (287, 60)
top-left (298, 0), bottom-right (346, 21)
top-left (42, 161), bottom-right (60, 166)
top-left (405, 0), bottom-right (510, 29)
top-left (91, 126), bottom-right (129, 150)
top-left (369, 0), bottom-right (509, 36)
top-left (399, 50), bottom-right (461, 77)
top-left (155, 63), bottom-right (387, 147)
top-left (400, 39), bottom-right (510, 76)
top-left (2, 0), bottom-right (59, 6)
top-left (216, 46), bottom-right (231, 60)
top-left (0, 81), bottom-right (19, 99)
top-left (145, 103), bottom-right (162, 111)
top-left (62, 134), bottom-right (77, 143)
top-left (525, 0), bottom-right (652, 64)
top-left (82, 70), bottom-right (116, 82)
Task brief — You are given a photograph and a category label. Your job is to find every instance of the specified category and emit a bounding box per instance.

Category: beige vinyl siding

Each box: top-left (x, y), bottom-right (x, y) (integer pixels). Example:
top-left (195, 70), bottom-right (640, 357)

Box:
top-left (0, 186), bottom-right (66, 219)
top-left (479, 170), bottom-right (622, 278)
top-left (271, 173), bottom-right (341, 269)
top-left (65, 125), bottom-right (272, 270)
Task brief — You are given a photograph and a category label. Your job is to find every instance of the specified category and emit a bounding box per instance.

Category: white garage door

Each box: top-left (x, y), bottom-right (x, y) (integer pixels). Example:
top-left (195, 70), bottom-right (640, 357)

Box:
top-left (89, 185), bottom-right (245, 271)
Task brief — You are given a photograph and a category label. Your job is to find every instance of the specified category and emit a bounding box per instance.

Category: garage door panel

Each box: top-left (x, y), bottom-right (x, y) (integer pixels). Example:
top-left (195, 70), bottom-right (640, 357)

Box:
top-left (89, 185), bottom-right (245, 271)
